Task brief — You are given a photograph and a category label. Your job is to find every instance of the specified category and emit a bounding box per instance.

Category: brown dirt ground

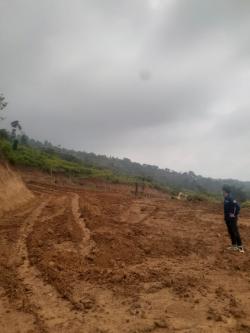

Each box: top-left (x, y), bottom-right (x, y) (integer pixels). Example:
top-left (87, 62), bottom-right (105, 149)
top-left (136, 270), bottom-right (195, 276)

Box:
top-left (1, 169), bottom-right (250, 333)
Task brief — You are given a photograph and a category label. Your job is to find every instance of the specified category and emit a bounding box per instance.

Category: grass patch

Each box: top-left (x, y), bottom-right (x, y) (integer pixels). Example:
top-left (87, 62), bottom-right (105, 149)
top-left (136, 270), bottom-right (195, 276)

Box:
top-left (241, 201), bottom-right (250, 209)
top-left (185, 191), bottom-right (221, 203)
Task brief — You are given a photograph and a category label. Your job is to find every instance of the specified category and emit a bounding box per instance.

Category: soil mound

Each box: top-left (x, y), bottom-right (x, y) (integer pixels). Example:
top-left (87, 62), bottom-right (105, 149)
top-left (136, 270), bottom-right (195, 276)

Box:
top-left (0, 162), bottom-right (34, 216)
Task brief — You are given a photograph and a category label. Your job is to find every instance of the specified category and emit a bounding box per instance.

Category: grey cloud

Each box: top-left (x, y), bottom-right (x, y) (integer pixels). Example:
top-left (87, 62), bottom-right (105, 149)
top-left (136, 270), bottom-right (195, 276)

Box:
top-left (1, 0), bottom-right (250, 179)
top-left (214, 108), bottom-right (250, 139)
top-left (158, 0), bottom-right (250, 47)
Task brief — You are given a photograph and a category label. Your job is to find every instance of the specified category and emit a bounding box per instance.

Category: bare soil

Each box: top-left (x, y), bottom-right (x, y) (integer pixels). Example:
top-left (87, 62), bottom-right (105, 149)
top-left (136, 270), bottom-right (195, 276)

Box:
top-left (1, 167), bottom-right (250, 333)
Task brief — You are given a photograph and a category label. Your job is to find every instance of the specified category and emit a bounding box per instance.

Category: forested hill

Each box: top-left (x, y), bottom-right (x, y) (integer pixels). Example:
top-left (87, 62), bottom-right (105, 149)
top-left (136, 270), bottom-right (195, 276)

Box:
top-left (14, 133), bottom-right (249, 199)
top-left (63, 150), bottom-right (250, 198)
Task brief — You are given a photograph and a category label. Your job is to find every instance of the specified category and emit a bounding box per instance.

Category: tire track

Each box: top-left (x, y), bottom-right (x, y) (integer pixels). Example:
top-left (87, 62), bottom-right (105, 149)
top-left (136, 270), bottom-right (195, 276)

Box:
top-left (71, 193), bottom-right (95, 259)
top-left (15, 194), bottom-right (85, 332)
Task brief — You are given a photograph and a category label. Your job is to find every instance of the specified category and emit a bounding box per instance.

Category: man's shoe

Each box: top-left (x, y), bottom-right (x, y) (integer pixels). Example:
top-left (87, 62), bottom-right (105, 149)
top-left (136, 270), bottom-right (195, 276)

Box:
top-left (237, 246), bottom-right (245, 253)
top-left (227, 245), bottom-right (238, 251)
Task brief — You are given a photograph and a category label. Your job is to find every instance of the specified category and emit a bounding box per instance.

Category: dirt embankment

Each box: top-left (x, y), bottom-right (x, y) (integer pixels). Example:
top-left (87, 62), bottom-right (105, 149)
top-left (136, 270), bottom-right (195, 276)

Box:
top-left (0, 162), bottom-right (34, 216)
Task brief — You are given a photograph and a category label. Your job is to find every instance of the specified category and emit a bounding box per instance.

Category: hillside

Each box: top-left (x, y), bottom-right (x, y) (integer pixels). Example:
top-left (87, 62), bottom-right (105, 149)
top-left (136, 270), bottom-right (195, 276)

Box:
top-left (0, 137), bottom-right (152, 188)
top-left (0, 131), bottom-right (249, 201)
top-left (10, 132), bottom-right (250, 199)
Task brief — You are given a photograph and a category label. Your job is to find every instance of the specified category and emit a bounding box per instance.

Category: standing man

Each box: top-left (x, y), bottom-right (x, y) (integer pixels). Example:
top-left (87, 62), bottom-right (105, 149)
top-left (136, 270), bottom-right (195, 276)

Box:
top-left (223, 185), bottom-right (244, 253)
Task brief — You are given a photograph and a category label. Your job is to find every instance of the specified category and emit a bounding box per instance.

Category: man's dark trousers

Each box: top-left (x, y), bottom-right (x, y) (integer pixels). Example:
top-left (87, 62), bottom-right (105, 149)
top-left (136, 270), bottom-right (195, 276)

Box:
top-left (225, 217), bottom-right (242, 246)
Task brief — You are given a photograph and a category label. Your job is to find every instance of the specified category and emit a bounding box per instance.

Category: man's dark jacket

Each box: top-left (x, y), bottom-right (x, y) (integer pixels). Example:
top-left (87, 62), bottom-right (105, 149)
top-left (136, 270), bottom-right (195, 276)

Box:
top-left (224, 194), bottom-right (240, 221)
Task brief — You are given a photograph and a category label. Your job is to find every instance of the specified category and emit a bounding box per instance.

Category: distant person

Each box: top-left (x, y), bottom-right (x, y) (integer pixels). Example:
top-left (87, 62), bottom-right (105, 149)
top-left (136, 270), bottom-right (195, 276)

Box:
top-left (223, 185), bottom-right (244, 253)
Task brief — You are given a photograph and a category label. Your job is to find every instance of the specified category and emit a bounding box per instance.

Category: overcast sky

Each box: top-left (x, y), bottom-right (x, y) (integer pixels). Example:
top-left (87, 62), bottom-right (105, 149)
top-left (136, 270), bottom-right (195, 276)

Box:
top-left (1, 0), bottom-right (250, 180)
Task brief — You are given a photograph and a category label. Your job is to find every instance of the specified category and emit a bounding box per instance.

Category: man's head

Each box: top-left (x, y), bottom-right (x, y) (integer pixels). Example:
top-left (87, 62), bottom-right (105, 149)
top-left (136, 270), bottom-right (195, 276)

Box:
top-left (222, 185), bottom-right (231, 198)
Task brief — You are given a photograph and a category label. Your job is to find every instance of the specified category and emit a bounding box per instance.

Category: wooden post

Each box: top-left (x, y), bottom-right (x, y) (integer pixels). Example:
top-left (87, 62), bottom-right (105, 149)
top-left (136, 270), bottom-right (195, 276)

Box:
top-left (50, 167), bottom-right (53, 184)
top-left (135, 182), bottom-right (138, 196)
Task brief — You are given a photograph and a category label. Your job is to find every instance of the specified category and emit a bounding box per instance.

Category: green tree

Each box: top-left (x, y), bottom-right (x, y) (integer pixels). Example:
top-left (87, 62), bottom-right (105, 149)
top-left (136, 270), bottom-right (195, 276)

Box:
top-left (0, 93), bottom-right (7, 120)
top-left (0, 129), bottom-right (10, 140)
top-left (11, 120), bottom-right (22, 150)
top-left (20, 134), bottom-right (29, 145)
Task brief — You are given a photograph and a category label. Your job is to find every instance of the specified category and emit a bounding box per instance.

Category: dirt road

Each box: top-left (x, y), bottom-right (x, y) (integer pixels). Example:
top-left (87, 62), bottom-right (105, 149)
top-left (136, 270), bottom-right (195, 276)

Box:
top-left (1, 179), bottom-right (250, 332)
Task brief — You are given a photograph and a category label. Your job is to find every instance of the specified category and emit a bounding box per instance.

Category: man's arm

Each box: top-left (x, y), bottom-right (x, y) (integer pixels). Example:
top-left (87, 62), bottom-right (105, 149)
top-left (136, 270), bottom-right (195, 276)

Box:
top-left (229, 199), bottom-right (239, 218)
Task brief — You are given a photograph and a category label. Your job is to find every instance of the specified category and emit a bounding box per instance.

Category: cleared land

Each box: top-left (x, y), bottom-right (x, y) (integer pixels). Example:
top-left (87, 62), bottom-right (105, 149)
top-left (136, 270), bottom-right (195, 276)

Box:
top-left (0, 168), bottom-right (250, 333)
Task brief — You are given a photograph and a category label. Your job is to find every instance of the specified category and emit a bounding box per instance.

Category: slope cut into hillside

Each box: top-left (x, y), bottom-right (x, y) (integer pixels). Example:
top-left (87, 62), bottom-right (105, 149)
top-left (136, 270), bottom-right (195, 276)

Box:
top-left (0, 162), bottom-right (34, 216)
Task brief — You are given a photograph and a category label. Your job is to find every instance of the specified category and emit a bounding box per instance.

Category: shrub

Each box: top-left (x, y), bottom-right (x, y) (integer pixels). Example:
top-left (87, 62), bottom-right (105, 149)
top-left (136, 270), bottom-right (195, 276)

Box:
top-left (241, 201), bottom-right (250, 209)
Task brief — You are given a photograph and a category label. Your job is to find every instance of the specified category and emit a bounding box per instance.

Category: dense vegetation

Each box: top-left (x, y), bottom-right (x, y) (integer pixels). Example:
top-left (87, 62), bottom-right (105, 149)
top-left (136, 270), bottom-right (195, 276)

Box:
top-left (0, 128), bottom-right (249, 201)
top-left (0, 133), bottom-right (155, 187)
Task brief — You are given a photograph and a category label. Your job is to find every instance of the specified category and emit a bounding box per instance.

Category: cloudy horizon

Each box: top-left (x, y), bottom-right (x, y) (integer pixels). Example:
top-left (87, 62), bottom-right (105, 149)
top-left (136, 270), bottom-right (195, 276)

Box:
top-left (1, 0), bottom-right (250, 181)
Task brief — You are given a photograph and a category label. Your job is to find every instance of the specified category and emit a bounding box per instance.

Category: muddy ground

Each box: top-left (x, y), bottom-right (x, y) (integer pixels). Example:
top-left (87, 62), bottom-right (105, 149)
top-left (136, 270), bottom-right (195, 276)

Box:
top-left (1, 173), bottom-right (250, 333)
